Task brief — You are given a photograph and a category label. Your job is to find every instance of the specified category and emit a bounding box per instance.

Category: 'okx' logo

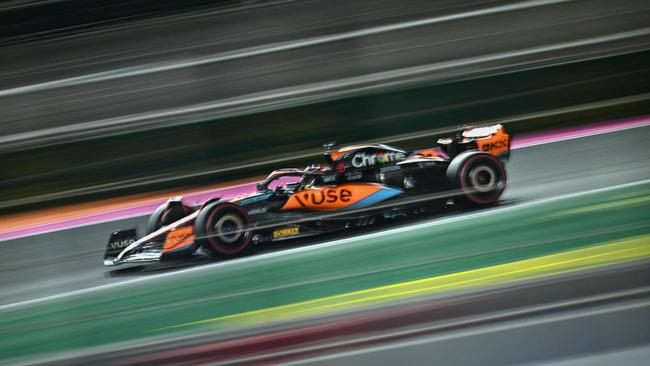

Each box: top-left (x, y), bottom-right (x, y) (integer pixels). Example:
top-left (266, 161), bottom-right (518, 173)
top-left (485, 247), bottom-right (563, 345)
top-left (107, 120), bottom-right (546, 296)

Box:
top-left (480, 139), bottom-right (509, 151)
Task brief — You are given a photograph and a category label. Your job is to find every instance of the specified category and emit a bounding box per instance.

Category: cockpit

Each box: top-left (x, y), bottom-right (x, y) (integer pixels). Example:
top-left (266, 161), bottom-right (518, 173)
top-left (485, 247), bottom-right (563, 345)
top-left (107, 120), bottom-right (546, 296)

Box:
top-left (256, 165), bottom-right (327, 194)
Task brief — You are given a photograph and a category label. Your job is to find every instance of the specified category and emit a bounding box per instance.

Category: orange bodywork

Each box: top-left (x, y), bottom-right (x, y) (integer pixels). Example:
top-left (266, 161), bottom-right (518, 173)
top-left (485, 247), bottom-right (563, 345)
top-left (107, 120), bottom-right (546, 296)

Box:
top-left (473, 126), bottom-right (510, 157)
top-left (282, 183), bottom-right (383, 210)
top-left (163, 225), bottom-right (195, 253)
top-left (413, 148), bottom-right (444, 158)
top-left (328, 149), bottom-right (353, 161)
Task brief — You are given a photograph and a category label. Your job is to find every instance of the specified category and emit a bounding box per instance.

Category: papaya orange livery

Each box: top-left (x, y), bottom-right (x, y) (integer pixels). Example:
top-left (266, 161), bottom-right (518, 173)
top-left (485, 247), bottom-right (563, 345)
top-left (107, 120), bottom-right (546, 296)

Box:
top-left (163, 225), bottom-right (195, 253)
top-left (282, 184), bottom-right (385, 210)
top-left (413, 148), bottom-right (444, 158)
top-left (472, 126), bottom-right (510, 158)
top-left (328, 149), bottom-right (352, 161)
top-left (105, 124), bottom-right (508, 267)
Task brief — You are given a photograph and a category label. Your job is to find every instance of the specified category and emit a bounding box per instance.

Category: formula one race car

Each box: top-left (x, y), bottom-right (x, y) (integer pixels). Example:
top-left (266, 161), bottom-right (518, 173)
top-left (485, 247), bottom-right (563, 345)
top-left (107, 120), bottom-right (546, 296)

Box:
top-left (104, 124), bottom-right (510, 266)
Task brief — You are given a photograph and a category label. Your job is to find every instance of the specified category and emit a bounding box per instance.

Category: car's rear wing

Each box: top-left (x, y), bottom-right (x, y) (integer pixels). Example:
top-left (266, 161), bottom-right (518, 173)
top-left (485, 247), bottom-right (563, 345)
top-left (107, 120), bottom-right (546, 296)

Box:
top-left (438, 124), bottom-right (510, 160)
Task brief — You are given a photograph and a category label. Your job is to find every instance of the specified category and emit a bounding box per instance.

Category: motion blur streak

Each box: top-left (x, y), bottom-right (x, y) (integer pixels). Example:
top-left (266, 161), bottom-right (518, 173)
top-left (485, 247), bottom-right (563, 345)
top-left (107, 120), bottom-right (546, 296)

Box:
top-left (1, 0), bottom-right (648, 147)
top-left (2, 27), bottom-right (649, 149)
top-left (0, 116), bottom-right (646, 241)
top-left (1, 126), bottom-right (649, 307)
top-left (0, 0), bottom-right (569, 98)
top-left (0, 108), bottom-right (648, 213)
top-left (174, 235), bottom-right (650, 329)
top-left (1, 0), bottom-right (650, 364)
top-left (2, 177), bottom-right (649, 364)
top-left (1, 176), bottom-right (648, 312)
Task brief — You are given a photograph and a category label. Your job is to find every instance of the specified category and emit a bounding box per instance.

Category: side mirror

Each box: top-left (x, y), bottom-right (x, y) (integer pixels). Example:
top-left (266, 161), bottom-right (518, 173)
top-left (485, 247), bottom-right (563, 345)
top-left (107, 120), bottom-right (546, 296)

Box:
top-left (323, 141), bottom-right (337, 151)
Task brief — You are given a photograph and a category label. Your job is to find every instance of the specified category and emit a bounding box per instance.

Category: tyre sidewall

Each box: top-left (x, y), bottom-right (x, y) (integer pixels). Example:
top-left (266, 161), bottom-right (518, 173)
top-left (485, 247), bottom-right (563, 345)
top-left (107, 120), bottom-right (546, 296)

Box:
top-left (146, 201), bottom-right (193, 234)
top-left (448, 151), bottom-right (506, 206)
top-left (195, 202), bottom-right (253, 257)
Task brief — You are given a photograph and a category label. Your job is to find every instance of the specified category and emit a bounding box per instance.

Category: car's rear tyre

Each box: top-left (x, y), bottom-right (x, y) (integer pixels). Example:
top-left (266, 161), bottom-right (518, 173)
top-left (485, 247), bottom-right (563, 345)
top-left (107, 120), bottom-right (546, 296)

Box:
top-left (194, 202), bottom-right (253, 258)
top-left (447, 151), bottom-right (507, 206)
top-left (146, 200), bottom-right (194, 234)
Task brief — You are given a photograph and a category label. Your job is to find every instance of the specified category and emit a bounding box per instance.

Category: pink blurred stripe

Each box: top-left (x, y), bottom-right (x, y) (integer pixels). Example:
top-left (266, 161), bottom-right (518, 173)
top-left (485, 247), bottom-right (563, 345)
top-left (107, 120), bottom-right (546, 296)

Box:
top-left (0, 183), bottom-right (258, 242)
top-left (1, 114), bottom-right (649, 241)
top-left (512, 114), bottom-right (650, 148)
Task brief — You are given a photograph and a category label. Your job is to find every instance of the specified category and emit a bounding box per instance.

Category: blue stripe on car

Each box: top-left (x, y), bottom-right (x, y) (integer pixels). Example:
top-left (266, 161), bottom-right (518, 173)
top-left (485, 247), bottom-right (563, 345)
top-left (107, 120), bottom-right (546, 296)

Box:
top-left (346, 186), bottom-right (403, 209)
top-left (167, 243), bottom-right (194, 253)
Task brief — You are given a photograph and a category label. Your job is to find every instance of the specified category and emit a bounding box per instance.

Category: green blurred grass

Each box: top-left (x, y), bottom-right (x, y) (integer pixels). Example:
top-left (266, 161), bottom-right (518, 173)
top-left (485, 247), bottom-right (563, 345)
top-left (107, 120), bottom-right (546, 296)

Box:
top-left (1, 181), bottom-right (648, 362)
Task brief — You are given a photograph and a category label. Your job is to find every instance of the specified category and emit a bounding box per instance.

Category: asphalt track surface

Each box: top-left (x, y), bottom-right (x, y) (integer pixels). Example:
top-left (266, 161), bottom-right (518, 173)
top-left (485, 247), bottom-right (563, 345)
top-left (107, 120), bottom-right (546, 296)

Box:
top-left (1, 125), bottom-right (649, 308)
top-left (1, 0), bottom-right (649, 146)
top-left (295, 279), bottom-right (650, 366)
top-left (41, 261), bottom-right (650, 365)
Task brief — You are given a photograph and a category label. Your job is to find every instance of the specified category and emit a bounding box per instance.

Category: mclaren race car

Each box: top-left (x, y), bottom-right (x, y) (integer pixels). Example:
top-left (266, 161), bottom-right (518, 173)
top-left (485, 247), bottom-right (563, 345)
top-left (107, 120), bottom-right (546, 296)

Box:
top-left (104, 124), bottom-right (510, 266)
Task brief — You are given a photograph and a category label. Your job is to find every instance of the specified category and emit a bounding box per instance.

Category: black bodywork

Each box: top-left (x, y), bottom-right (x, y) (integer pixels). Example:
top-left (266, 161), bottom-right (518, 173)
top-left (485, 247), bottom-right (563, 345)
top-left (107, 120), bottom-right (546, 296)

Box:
top-left (104, 124), bottom-right (510, 267)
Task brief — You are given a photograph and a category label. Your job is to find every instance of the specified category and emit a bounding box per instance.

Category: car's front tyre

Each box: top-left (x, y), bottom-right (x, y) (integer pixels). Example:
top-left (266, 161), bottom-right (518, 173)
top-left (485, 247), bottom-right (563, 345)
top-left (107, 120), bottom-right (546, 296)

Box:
top-left (194, 202), bottom-right (253, 258)
top-left (146, 199), bottom-right (194, 234)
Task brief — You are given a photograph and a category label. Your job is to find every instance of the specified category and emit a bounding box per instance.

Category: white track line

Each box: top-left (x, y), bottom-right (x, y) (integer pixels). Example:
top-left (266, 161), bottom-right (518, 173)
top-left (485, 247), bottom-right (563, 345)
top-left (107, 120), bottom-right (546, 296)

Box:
top-left (227, 289), bottom-right (650, 365)
top-left (0, 0), bottom-right (568, 98)
top-left (2, 115), bottom-right (649, 240)
top-left (281, 299), bottom-right (650, 366)
top-left (513, 119), bottom-right (650, 148)
top-left (0, 118), bottom-right (648, 241)
top-left (1, 177), bottom-right (649, 312)
top-left (3, 26), bottom-right (648, 149)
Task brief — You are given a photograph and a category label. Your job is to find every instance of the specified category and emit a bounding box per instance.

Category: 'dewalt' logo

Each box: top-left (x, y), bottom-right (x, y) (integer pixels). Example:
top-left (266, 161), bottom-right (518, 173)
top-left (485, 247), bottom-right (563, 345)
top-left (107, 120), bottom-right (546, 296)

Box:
top-left (273, 226), bottom-right (300, 239)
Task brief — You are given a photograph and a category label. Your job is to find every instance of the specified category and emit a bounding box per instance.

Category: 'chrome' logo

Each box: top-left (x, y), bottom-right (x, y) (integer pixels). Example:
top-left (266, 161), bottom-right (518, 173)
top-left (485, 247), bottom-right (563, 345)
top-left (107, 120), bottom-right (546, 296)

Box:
top-left (352, 152), bottom-right (406, 168)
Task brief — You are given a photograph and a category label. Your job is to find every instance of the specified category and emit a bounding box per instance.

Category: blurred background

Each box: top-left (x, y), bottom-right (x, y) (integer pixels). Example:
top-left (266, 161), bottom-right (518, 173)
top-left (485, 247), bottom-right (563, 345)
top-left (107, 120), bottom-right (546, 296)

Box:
top-left (0, 0), bottom-right (649, 365)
